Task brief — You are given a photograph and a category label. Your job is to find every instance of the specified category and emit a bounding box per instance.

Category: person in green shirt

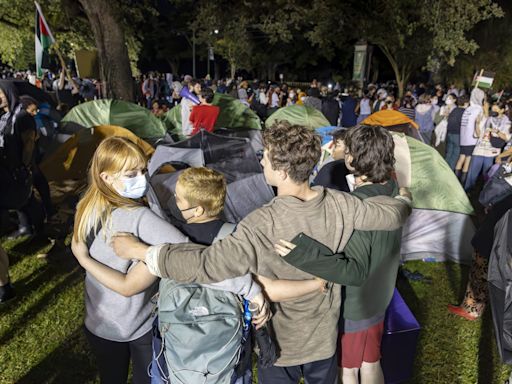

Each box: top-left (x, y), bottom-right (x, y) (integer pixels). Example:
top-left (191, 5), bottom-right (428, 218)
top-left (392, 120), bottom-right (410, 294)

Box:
top-left (275, 125), bottom-right (402, 384)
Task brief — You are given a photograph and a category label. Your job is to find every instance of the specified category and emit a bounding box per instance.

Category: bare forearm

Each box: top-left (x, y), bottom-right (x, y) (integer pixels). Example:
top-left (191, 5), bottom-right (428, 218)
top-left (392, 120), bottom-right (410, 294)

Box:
top-left (78, 257), bottom-right (155, 296)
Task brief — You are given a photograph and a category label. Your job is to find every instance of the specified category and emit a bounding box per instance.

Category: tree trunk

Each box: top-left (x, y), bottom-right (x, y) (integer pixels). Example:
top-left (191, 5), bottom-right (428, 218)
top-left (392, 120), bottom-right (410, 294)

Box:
top-left (214, 61), bottom-right (221, 80)
top-left (378, 45), bottom-right (408, 99)
top-left (230, 61), bottom-right (236, 80)
top-left (79, 0), bottom-right (133, 101)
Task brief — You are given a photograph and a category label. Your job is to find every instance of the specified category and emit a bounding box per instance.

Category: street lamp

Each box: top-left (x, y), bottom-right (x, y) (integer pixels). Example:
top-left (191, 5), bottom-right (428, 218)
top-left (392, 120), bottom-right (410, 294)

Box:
top-left (207, 29), bottom-right (219, 78)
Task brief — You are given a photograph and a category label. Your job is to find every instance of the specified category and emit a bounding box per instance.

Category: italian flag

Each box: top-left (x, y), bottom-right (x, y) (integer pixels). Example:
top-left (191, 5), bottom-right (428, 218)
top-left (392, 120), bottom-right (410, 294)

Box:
top-left (35, 1), bottom-right (55, 78)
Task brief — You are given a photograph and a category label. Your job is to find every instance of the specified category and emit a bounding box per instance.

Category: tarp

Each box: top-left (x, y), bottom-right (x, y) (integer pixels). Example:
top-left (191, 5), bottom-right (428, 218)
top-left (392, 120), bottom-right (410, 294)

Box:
top-left (40, 125), bottom-right (154, 182)
top-left (362, 109), bottom-right (419, 129)
top-left (147, 130), bottom-right (274, 224)
top-left (389, 132), bottom-right (475, 264)
top-left (265, 105), bottom-right (330, 130)
top-left (61, 99), bottom-right (167, 140)
top-left (363, 110), bottom-right (423, 142)
top-left (164, 93), bottom-right (262, 140)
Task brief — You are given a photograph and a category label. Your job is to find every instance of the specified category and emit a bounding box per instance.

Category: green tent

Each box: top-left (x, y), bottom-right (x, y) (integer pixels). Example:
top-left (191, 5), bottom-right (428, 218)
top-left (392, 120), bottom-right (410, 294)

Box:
top-left (164, 93), bottom-right (262, 140)
top-left (265, 105), bottom-right (330, 130)
top-left (61, 99), bottom-right (167, 140)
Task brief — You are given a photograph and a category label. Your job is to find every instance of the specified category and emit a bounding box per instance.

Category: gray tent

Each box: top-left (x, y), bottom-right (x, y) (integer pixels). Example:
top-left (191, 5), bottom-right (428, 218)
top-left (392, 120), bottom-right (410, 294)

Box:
top-left (147, 130), bottom-right (274, 224)
top-left (488, 209), bottom-right (512, 364)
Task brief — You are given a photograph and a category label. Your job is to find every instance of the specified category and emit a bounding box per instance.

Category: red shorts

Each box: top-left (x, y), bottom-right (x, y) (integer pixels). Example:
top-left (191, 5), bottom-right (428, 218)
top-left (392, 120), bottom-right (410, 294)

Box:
top-left (339, 320), bottom-right (384, 369)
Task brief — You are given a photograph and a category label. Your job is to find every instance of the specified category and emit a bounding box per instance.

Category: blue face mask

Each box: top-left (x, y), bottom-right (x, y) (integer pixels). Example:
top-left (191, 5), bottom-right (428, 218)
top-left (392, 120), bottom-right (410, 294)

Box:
top-left (116, 174), bottom-right (148, 199)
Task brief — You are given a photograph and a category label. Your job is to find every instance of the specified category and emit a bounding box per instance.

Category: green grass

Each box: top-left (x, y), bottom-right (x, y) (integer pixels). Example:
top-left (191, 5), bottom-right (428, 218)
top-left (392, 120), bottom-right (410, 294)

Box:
top-left (1, 236), bottom-right (511, 383)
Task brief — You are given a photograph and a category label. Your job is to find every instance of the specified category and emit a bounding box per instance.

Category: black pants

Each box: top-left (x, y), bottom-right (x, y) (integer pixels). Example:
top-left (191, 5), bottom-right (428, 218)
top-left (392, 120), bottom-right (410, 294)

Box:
top-left (84, 326), bottom-right (153, 384)
top-left (257, 354), bottom-right (338, 384)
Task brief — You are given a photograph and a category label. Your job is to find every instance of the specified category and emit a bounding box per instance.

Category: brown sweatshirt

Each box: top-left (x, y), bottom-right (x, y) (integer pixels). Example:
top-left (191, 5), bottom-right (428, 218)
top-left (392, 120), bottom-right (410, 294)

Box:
top-left (153, 186), bottom-right (410, 366)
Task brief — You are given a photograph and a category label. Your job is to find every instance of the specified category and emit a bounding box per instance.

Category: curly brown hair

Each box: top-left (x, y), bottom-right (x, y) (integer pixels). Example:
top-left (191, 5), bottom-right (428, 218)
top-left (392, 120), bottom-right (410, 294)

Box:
top-left (263, 121), bottom-right (321, 183)
top-left (344, 125), bottom-right (395, 183)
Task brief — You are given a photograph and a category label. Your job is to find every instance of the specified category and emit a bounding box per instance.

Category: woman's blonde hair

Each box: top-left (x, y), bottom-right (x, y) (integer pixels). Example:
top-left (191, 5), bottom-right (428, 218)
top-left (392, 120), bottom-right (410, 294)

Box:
top-left (73, 136), bottom-right (147, 242)
top-left (177, 167), bottom-right (226, 217)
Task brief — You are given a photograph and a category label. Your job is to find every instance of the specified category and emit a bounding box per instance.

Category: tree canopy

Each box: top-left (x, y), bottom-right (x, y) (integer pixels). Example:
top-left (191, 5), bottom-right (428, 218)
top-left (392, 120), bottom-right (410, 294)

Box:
top-left (0, 0), bottom-right (508, 98)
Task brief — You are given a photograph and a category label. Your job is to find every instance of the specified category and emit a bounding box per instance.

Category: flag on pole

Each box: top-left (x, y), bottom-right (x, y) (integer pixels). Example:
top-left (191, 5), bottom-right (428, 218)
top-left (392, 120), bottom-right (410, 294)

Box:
top-left (472, 69), bottom-right (495, 89)
top-left (35, 1), bottom-right (55, 78)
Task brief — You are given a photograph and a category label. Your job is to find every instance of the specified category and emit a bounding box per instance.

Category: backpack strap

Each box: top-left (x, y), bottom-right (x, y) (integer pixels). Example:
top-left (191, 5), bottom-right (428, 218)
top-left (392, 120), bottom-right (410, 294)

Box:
top-left (213, 222), bottom-right (236, 243)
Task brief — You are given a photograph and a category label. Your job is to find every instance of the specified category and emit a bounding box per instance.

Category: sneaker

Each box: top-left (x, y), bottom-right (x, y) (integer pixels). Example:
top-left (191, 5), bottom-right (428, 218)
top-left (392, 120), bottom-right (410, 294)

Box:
top-left (0, 283), bottom-right (16, 304)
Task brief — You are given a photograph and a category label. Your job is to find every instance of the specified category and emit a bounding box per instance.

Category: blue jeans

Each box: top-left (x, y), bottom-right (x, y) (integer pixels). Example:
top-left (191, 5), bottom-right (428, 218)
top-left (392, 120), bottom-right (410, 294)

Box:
top-left (445, 133), bottom-right (460, 170)
top-left (465, 155), bottom-right (495, 191)
top-left (257, 355), bottom-right (338, 384)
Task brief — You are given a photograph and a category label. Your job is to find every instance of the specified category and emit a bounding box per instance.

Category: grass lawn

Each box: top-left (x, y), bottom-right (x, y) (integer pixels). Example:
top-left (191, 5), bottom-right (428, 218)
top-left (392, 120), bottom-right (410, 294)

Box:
top-left (1, 234), bottom-right (511, 384)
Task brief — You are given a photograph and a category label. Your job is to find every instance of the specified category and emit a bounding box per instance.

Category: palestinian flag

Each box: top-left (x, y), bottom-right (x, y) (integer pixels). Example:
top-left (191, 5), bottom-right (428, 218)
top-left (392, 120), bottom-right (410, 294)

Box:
top-left (35, 1), bottom-right (55, 78)
top-left (472, 70), bottom-right (495, 89)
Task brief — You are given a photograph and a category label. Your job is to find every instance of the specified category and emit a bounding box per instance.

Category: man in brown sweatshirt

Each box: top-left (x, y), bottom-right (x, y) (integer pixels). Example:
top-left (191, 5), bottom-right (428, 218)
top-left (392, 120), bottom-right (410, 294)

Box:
top-left (112, 121), bottom-right (412, 384)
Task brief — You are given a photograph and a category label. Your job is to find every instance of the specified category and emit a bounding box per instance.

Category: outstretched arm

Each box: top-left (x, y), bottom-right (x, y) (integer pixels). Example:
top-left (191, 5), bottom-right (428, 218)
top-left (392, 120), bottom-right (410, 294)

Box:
top-left (71, 238), bottom-right (157, 297)
top-left (255, 275), bottom-right (326, 302)
top-left (275, 232), bottom-right (372, 287)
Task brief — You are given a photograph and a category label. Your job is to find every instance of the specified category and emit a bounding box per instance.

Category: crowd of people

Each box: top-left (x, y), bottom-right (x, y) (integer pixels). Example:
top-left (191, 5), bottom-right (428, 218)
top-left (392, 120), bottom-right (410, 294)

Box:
top-left (1, 65), bottom-right (512, 384)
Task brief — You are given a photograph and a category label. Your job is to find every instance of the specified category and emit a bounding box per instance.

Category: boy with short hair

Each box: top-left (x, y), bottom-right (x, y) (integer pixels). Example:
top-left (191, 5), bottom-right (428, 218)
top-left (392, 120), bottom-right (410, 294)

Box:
top-left (189, 87), bottom-right (220, 135)
top-left (277, 125), bottom-right (402, 384)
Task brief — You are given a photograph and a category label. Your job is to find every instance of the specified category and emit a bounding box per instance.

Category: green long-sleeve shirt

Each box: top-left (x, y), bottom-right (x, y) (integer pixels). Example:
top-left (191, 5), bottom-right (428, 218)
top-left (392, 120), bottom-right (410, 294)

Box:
top-left (282, 181), bottom-right (402, 321)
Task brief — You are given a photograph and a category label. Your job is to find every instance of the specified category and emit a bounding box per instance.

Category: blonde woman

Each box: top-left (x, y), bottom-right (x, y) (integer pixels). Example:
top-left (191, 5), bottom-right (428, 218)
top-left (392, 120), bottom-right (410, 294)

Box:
top-left (72, 137), bottom-right (188, 384)
top-left (72, 137), bottom-right (274, 383)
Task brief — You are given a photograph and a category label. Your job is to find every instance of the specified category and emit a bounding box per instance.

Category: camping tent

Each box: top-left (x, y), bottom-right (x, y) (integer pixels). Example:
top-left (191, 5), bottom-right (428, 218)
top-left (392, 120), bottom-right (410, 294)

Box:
top-left (164, 93), bottom-right (262, 140)
top-left (40, 125), bottom-right (154, 182)
top-left (265, 105), bottom-right (330, 130)
top-left (147, 130), bottom-right (274, 224)
top-left (389, 132), bottom-right (474, 264)
top-left (61, 99), bottom-right (167, 141)
top-left (362, 110), bottom-right (424, 142)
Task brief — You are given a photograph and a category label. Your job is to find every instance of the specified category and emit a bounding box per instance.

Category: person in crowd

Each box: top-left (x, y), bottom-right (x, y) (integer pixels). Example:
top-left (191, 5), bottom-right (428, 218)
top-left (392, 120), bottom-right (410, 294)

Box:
top-left (111, 121), bottom-right (411, 384)
top-left (464, 101), bottom-right (511, 191)
top-left (447, 83), bottom-right (460, 98)
top-left (189, 87), bottom-right (220, 135)
top-left (341, 91), bottom-right (358, 128)
top-left (70, 136), bottom-right (187, 384)
top-left (399, 96), bottom-right (416, 121)
top-left (303, 87), bottom-right (323, 112)
top-left (382, 95), bottom-right (398, 111)
top-left (455, 88), bottom-right (485, 185)
top-left (322, 91), bottom-right (341, 127)
top-left (286, 88), bottom-right (298, 106)
top-left (312, 128), bottom-right (350, 192)
top-left (0, 83), bottom-right (43, 239)
top-left (445, 95), bottom-right (468, 170)
top-left (238, 80), bottom-right (252, 107)
top-left (20, 96), bottom-right (55, 219)
top-left (181, 79), bottom-right (201, 137)
top-left (0, 245), bottom-right (14, 303)
top-left (150, 100), bottom-right (161, 117)
top-left (415, 93), bottom-right (435, 145)
top-left (142, 73), bottom-right (158, 109)
top-left (267, 86), bottom-right (281, 117)
top-left (373, 89), bottom-right (388, 112)
top-left (357, 92), bottom-right (372, 124)
top-left (275, 125), bottom-right (401, 384)
top-left (448, 193), bottom-right (512, 320)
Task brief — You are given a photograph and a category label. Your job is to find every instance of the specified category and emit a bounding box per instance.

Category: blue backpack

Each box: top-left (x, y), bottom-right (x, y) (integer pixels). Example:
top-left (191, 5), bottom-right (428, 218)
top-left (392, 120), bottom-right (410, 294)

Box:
top-left (150, 223), bottom-right (246, 384)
